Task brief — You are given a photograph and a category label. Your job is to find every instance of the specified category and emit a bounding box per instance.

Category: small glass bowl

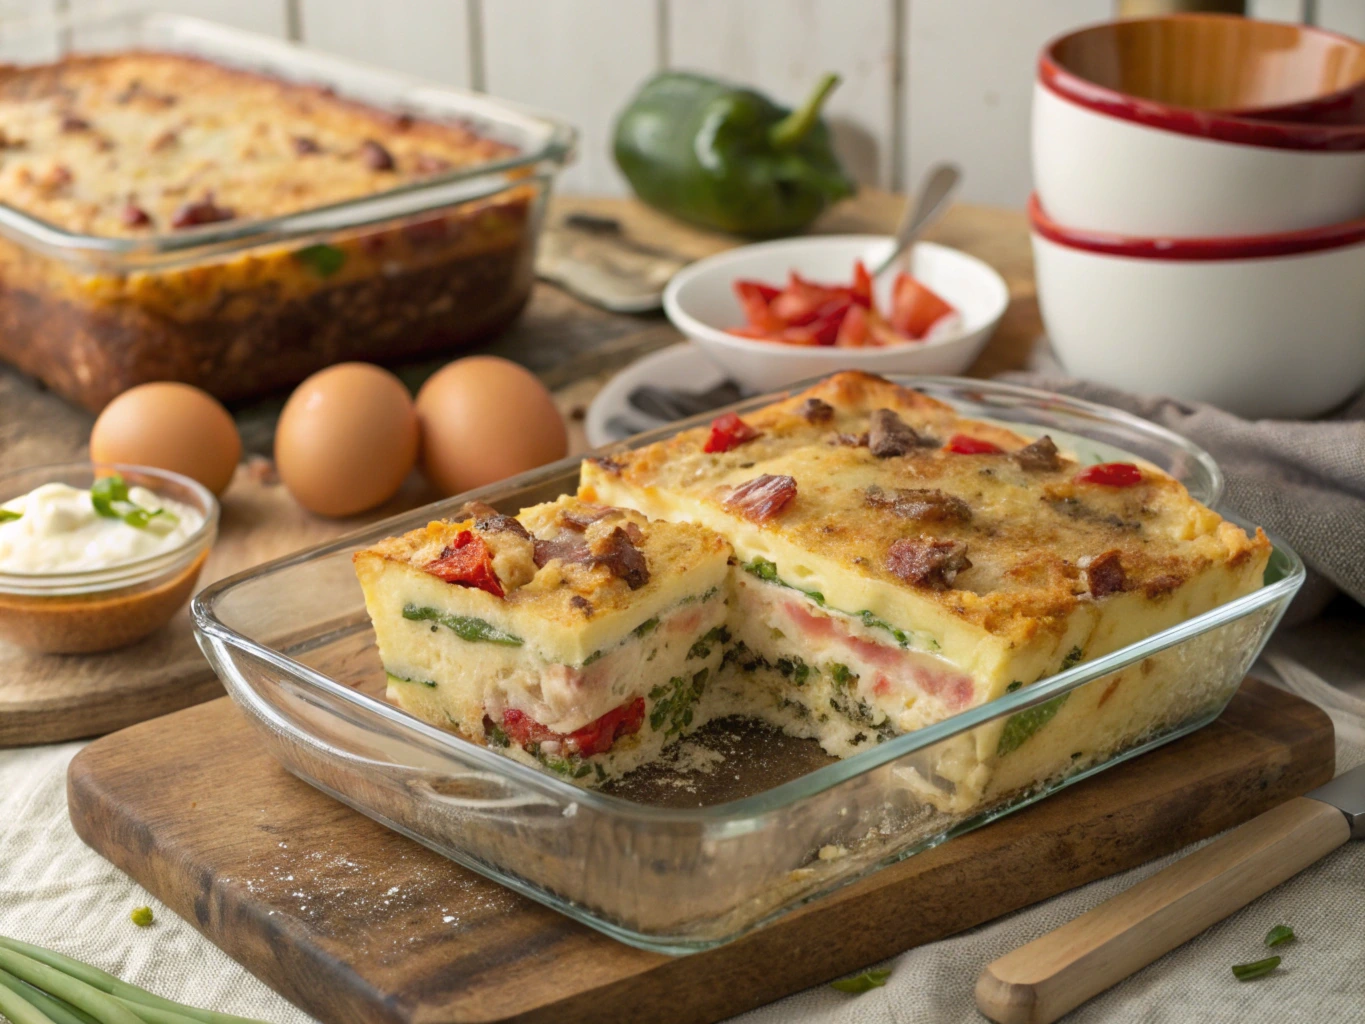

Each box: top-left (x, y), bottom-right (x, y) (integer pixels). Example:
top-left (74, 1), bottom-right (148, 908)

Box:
top-left (0, 462), bottom-right (218, 654)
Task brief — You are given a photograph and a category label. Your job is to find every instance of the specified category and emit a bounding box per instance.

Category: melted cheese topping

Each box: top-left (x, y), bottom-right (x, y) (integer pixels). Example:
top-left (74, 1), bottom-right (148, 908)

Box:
top-left (580, 371), bottom-right (1269, 683)
top-left (354, 494), bottom-right (732, 665)
top-left (0, 51), bottom-right (514, 237)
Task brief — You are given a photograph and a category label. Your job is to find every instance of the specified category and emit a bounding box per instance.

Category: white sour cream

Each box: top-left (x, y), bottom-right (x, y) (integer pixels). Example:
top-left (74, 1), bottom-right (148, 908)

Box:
top-left (0, 482), bottom-right (202, 574)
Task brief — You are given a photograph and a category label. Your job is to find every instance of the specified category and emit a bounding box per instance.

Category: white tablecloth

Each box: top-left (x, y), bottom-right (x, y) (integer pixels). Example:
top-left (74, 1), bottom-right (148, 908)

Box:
top-left (2, 636), bottom-right (1362, 1024)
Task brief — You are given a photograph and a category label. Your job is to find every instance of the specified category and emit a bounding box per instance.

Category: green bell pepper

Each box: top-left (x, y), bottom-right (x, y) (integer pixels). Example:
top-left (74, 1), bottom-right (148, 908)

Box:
top-left (613, 71), bottom-right (856, 237)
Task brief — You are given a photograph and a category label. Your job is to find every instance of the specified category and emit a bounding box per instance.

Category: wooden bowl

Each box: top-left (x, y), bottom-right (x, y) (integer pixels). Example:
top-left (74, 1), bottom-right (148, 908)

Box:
top-left (1044, 14), bottom-right (1365, 123)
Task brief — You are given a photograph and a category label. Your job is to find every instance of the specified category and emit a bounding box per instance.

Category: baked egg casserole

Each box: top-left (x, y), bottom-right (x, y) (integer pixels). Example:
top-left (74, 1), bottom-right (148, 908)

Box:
top-left (357, 372), bottom-right (1271, 802)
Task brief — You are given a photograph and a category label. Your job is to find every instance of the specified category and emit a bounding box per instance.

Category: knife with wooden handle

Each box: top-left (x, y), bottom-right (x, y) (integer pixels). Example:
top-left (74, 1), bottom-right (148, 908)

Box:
top-left (976, 762), bottom-right (1365, 1024)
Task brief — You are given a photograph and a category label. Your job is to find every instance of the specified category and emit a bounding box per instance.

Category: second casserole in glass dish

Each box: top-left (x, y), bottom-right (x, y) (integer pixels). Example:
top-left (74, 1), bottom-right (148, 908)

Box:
top-left (192, 376), bottom-right (1303, 952)
top-left (0, 11), bottom-right (575, 410)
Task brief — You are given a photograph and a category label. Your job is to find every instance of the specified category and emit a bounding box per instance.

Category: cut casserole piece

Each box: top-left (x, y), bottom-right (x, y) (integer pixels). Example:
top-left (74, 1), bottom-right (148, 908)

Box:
top-left (353, 495), bottom-right (732, 785)
top-left (579, 371), bottom-right (1271, 803)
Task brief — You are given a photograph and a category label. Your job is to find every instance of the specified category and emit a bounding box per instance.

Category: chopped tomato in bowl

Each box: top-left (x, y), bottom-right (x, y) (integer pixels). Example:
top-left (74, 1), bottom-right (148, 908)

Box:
top-left (728, 262), bottom-right (959, 348)
top-left (663, 234), bottom-right (1009, 392)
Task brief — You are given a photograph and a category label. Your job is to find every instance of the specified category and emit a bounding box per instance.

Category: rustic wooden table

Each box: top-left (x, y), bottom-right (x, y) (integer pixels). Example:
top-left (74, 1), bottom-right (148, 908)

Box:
top-left (0, 189), bottom-right (1040, 744)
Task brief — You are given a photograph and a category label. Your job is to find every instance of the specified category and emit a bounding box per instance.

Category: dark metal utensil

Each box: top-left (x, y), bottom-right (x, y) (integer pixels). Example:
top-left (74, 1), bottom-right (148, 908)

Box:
top-left (604, 414), bottom-right (653, 440)
top-left (627, 381), bottom-right (746, 421)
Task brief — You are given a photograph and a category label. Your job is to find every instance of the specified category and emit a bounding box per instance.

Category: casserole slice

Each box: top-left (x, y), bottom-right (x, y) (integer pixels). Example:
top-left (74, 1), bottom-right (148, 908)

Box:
top-left (354, 495), bottom-right (731, 784)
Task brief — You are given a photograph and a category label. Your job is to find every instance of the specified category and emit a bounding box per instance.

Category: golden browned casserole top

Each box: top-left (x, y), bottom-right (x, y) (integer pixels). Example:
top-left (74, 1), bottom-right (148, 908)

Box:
top-left (581, 371), bottom-right (1269, 636)
top-left (0, 50), bottom-right (515, 237)
top-left (357, 495), bottom-right (731, 627)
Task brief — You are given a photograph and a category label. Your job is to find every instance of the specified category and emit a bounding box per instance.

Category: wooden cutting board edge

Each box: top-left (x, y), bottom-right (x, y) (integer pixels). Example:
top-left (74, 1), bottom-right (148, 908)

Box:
top-left (65, 678), bottom-right (1335, 1024)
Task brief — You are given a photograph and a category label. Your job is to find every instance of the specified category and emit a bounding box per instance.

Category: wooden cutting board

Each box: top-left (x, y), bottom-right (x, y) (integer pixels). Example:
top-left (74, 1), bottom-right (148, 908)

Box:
top-left (1, 192), bottom-right (1039, 748)
top-left (67, 678), bottom-right (1333, 1024)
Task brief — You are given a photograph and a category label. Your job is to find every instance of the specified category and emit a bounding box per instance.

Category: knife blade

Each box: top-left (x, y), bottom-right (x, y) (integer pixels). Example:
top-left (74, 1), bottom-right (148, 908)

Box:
top-left (976, 762), bottom-right (1364, 1024)
top-left (1299, 763), bottom-right (1365, 838)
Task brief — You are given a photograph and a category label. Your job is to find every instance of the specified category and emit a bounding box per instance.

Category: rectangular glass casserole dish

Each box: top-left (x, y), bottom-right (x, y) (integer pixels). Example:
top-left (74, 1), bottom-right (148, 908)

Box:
top-left (0, 10), bottom-right (575, 411)
top-left (191, 376), bottom-right (1305, 953)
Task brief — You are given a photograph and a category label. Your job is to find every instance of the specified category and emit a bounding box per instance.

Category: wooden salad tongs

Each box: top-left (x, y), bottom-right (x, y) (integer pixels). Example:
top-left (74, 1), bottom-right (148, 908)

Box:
top-left (976, 761), bottom-right (1365, 1023)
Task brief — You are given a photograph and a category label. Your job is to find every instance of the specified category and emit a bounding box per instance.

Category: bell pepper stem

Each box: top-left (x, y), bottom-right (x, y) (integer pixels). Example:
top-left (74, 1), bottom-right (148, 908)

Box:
top-left (769, 73), bottom-right (841, 149)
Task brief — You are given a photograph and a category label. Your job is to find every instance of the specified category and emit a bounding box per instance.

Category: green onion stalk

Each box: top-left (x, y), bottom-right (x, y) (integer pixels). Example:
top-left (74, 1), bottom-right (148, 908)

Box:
top-left (0, 939), bottom-right (272, 1024)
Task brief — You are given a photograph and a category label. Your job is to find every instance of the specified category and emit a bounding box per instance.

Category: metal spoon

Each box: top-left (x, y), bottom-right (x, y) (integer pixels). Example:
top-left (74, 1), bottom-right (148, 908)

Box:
top-left (869, 162), bottom-right (962, 278)
top-left (628, 380), bottom-right (746, 421)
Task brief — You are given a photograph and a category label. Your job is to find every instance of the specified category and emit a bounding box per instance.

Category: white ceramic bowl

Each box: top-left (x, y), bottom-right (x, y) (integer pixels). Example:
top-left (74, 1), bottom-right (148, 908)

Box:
top-left (1032, 81), bottom-right (1365, 237)
top-left (1030, 195), bottom-right (1365, 419)
top-left (663, 235), bottom-right (1009, 393)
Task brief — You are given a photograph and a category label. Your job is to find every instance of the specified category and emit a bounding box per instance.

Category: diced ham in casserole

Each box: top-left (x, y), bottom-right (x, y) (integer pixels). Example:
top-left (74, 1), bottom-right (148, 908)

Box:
top-left (779, 598), bottom-right (975, 712)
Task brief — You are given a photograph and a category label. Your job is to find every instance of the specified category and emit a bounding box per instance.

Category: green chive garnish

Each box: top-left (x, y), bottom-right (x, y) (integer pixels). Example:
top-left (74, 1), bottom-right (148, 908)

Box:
top-left (1232, 956), bottom-right (1280, 981)
top-left (830, 968), bottom-right (891, 994)
top-left (0, 509), bottom-right (20, 522)
top-left (90, 475), bottom-right (178, 531)
top-left (1264, 924), bottom-right (1295, 947)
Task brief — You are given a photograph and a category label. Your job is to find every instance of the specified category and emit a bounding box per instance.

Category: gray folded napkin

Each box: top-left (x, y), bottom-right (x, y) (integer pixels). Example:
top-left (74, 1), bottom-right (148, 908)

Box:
top-left (1002, 372), bottom-right (1365, 622)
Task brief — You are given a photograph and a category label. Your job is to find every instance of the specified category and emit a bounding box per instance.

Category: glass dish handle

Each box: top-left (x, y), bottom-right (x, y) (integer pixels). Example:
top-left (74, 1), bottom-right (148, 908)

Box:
top-left (406, 773), bottom-right (566, 812)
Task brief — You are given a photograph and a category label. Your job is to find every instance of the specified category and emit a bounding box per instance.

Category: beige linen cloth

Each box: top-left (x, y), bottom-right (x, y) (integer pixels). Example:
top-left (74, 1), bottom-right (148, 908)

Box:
top-left (3, 376), bottom-right (1364, 1023)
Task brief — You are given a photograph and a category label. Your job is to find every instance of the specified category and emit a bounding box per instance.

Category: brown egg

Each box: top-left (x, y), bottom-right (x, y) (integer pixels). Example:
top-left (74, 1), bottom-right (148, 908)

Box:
top-left (275, 363), bottom-right (419, 517)
top-left (416, 356), bottom-right (567, 496)
top-left (90, 382), bottom-right (241, 495)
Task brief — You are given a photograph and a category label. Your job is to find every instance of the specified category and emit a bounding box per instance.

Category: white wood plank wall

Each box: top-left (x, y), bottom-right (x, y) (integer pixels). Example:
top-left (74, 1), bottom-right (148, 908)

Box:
top-left (0, 0), bottom-right (1360, 205)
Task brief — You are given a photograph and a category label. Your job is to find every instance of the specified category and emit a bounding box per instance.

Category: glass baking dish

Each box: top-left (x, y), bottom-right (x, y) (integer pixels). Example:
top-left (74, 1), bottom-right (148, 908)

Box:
top-left (0, 9), bottom-right (575, 411)
top-left (191, 376), bottom-right (1304, 953)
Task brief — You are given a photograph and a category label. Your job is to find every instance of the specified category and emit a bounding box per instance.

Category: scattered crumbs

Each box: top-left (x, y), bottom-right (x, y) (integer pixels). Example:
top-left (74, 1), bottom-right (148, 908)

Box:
top-left (669, 741), bottom-right (725, 776)
top-left (818, 844), bottom-right (849, 862)
top-left (606, 715), bottom-right (835, 806)
top-left (787, 868), bottom-right (816, 883)
top-left (227, 836), bottom-right (519, 955)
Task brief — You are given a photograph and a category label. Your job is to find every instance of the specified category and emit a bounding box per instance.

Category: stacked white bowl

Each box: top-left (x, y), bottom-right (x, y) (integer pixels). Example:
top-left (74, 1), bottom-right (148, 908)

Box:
top-left (1030, 14), bottom-right (1365, 418)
